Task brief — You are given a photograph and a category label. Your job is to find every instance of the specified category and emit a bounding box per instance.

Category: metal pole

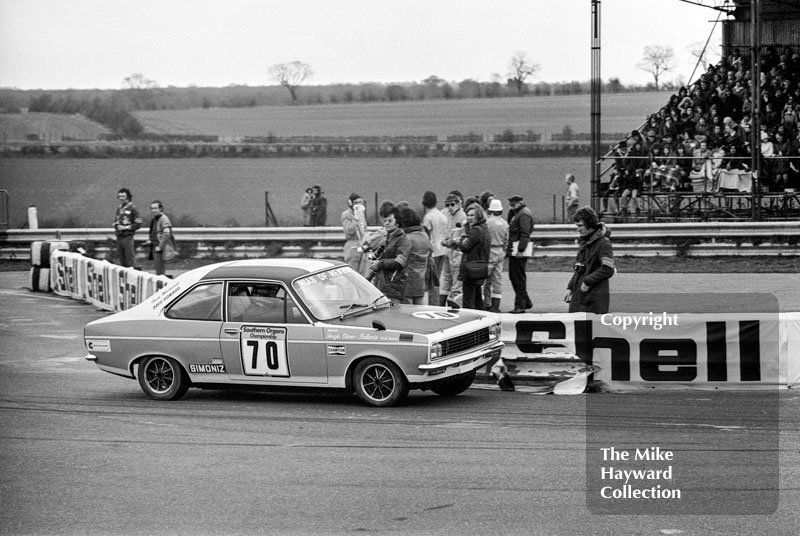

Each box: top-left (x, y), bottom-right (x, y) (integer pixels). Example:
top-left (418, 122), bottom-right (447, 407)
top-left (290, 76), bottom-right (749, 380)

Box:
top-left (590, 0), bottom-right (602, 213)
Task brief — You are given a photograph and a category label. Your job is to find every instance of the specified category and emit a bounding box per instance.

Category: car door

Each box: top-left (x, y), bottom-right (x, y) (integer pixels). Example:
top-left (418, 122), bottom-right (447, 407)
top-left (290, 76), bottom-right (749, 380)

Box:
top-left (219, 281), bottom-right (328, 384)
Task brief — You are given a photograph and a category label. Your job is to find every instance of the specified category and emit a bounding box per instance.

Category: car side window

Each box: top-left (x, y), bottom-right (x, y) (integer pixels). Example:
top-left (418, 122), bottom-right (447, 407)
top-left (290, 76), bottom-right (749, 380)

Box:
top-left (165, 283), bottom-right (222, 321)
top-left (226, 283), bottom-right (307, 325)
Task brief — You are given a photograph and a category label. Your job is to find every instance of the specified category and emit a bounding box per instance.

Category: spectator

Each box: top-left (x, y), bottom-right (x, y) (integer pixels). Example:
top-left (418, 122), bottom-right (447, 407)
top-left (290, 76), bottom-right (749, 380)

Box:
top-left (300, 187), bottom-right (313, 226)
top-left (341, 192), bottom-right (368, 276)
top-left (145, 200), bottom-right (173, 277)
top-left (398, 207), bottom-right (432, 305)
top-left (367, 205), bottom-right (410, 303)
top-left (506, 194), bottom-right (533, 314)
top-left (564, 173), bottom-right (580, 221)
top-left (309, 185), bottom-right (327, 226)
top-left (564, 206), bottom-right (614, 314)
top-left (443, 204), bottom-right (489, 311)
top-left (618, 169), bottom-right (642, 215)
top-left (113, 187), bottom-right (142, 268)
top-left (421, 191), bottom-right (449, 306)
top-left (483, 199), bottom-right (509, 313)
top-left (438, 192), bottom-right (466, 308)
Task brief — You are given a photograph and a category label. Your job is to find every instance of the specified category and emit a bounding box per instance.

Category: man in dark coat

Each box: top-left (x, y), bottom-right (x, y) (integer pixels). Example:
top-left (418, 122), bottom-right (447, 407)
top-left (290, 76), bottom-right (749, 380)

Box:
top-left (368, 206), bottom-right (410, 303)
top-left (506, 195), bottom-right (534, 313)
top-left (564, 206), bottom-right (615, 314)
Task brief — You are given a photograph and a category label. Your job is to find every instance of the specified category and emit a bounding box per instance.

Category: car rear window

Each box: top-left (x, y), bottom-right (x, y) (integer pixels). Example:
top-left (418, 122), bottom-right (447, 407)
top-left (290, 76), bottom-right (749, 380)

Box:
top-left (165, 282), bottom-right (223, 321)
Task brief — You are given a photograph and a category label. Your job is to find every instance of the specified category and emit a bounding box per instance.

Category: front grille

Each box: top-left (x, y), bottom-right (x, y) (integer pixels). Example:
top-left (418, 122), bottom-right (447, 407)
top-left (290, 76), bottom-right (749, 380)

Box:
top-left (437, 327), bottom-right (490, 360)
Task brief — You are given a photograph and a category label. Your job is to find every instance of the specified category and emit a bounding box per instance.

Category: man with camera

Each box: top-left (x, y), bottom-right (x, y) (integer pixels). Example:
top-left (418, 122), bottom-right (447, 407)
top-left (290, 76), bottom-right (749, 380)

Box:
top-left (564, 206), bottom-right (615, 314)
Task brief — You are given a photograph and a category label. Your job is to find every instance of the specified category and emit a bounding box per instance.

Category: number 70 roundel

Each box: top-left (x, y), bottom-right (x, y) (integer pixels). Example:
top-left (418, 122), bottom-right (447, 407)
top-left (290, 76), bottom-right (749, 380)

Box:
top-left (239, 326), bottom-right (290, 377)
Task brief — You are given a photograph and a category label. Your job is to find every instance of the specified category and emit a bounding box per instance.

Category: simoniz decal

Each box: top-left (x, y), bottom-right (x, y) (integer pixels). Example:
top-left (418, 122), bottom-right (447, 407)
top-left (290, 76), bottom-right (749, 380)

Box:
top-left (327, 345), bottom-right (347, 356)
top-left (189, 364), bottom-right (226, 373)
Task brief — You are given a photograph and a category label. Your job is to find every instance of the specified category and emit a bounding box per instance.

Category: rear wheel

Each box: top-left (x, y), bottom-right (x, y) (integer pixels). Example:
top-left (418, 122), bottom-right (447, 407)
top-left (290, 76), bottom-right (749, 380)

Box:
top-left (430, 370), bottom-right (476, 397)
top-left (137, 356), bottom-right (190, 400)
top-left (353, 357), bottom-right (409, 407)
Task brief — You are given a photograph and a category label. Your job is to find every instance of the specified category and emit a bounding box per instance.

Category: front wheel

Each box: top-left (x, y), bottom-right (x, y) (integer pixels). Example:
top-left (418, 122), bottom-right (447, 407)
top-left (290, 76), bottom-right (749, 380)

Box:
top-left (137, 356), bottom-right (190, 400)
top-left (352, 357), bottom-right (409, 407)
top-left (430, 370), bottom-right (476, 397)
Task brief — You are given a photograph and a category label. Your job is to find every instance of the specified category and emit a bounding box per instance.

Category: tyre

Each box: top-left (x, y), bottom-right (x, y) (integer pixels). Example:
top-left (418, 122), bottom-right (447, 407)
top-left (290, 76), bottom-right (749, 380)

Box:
top-left (352, 357), bottom-right (409, 407)
top-left (137, 356), bottom-right (190, 401)
top-left (430, 370), bottom-right (476, 397)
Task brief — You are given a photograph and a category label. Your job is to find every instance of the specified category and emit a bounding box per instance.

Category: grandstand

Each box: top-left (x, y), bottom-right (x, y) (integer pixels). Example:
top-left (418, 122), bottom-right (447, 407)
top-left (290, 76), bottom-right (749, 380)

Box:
top-left (593, 0), bottom-right (800, 222)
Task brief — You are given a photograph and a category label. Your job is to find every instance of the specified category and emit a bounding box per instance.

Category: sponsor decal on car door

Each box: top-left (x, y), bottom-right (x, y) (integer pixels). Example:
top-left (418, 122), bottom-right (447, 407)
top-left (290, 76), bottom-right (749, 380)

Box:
top-left (220, 322), bottom-right (328, 384)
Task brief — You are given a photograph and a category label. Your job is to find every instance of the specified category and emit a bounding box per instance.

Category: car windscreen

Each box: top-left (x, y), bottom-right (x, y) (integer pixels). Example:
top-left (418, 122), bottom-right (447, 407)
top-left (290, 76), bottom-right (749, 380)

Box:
top-left (292, 266), bottom-right (384, 320)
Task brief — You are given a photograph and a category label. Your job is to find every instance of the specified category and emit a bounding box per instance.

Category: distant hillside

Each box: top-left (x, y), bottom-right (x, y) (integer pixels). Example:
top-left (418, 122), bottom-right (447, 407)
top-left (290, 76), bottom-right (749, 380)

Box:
top-left (134, 93), bottom-right (668, 140)
top-left (0, 112), bottom-right (111, 142)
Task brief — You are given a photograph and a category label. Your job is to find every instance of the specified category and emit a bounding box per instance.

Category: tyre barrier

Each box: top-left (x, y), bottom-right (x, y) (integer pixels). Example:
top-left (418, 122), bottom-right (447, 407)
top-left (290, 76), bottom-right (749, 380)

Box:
top-left (29, 240), bottom-right (69, 292)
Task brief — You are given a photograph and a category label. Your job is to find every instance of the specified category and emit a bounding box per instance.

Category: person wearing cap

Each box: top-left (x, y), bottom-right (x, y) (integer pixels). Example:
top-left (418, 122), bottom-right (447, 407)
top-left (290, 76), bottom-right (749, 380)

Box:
top-left (483, 198), bottom-right (509, 313)
top-left (438, 192), bottom-right (466, 308)
top-left (506, 194), bottom-right (533, 313)
top-left (341, 192), bottom-right (368, 276)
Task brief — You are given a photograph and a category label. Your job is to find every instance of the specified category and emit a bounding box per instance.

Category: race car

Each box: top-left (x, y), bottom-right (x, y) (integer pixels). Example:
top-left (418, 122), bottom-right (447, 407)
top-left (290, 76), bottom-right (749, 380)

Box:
top-left (84, 259), bottom-right (503, 407)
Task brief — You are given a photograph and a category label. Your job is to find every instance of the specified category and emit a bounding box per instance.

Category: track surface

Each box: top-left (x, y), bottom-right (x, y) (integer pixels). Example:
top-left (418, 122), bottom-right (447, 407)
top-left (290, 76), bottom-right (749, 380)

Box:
top-left (1, 271), bottom-right (799, 535)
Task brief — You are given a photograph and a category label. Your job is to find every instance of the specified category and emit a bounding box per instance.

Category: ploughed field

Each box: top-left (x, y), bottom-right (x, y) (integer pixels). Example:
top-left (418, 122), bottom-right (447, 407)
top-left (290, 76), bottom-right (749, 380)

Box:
top-left (134, 93), bottom-right (667, 139)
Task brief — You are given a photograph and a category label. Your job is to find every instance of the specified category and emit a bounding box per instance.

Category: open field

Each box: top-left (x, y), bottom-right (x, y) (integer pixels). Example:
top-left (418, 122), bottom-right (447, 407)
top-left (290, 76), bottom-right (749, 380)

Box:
top-left (134, 93), bottom-right (668, 139)
top-left (0, 157), bottom-right (589, 228)
top-left (0, 113), bottom-right (111, 142)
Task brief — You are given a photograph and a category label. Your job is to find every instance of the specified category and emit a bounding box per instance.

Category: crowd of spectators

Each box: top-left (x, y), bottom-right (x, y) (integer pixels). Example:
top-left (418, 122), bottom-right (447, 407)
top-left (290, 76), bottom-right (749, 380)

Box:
top-left (603, 45), bottom-right (800, 215)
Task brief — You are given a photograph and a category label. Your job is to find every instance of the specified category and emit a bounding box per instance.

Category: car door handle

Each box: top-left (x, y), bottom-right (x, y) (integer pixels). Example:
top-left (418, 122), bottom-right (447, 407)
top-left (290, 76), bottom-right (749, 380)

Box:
top-left (224, 328), bottom-right (239, 334)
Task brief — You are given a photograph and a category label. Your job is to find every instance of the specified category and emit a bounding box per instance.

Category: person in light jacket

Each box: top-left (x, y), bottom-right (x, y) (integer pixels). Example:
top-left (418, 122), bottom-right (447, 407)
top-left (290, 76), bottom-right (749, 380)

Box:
top-left (341, 192), bottom-right (369, 276)
top-left (145, 200), bottom-right (173, 277)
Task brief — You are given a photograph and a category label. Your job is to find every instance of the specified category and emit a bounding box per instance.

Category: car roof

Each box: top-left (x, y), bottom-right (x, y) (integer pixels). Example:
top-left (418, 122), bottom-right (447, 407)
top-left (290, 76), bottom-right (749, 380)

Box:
top-left (198, 258), bottom-right (345, 285)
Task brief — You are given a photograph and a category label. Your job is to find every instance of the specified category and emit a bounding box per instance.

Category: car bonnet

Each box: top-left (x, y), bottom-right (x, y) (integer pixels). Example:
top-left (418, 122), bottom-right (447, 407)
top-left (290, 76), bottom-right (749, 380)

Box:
top-left (330, 305), bottom-right (490, 335)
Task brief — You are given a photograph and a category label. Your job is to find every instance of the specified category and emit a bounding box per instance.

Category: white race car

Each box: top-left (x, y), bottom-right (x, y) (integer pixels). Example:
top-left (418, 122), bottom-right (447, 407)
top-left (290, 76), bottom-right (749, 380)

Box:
top-left (85, 259), bottom-right (503, 407)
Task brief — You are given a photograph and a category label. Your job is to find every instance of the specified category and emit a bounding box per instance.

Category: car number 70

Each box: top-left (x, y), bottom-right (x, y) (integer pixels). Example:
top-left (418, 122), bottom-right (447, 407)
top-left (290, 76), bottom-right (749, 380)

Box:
top-left (239, 326), bottom-right (290, 377)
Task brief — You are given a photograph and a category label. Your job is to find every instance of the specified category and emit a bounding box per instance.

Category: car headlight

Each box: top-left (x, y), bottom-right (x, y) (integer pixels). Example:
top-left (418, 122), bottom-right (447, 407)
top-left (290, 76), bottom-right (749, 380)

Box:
top-left (429, 342), bottom-right (442, 360)
top-left (488, 322), bottom-right (501, 340)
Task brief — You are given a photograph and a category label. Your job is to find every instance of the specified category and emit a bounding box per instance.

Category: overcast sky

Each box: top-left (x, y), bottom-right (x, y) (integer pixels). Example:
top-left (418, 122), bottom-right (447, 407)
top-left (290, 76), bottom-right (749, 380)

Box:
top-left (0, 0), bottom-right (725, 91)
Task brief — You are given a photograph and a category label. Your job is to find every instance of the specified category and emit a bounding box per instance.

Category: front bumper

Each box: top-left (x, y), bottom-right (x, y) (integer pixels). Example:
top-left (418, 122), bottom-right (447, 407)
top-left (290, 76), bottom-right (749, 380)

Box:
top-left (417, 341), bottom-right (504, 377)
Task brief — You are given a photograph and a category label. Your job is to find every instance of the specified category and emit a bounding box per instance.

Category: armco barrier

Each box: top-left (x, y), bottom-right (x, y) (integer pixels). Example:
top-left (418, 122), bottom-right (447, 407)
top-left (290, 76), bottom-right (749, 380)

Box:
top-left (37, 248), bottom-right (800, 392)
top-left (3, 221), bottom-right (799, 260)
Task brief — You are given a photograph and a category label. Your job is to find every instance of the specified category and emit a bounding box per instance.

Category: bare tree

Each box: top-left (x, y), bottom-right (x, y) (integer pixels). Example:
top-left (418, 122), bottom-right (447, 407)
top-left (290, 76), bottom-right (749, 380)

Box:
top-left (506, 51), bottom-right (539, 96)
top-left (637, 45), bottom-right (675, 91)
top-left (268, 61), bottom-right (313, 104)
top-left (122, 73), bottom-right (158, 110)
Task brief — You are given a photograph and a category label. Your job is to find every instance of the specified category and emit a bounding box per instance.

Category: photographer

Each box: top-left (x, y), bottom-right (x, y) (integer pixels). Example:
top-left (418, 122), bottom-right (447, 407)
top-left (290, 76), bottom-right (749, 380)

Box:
top-left (341, 192), bottom-right (369, 276)
top-left (367, 205), bottom-right (410, 303)
top-left (564, 206), bottom-right (615, 314)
